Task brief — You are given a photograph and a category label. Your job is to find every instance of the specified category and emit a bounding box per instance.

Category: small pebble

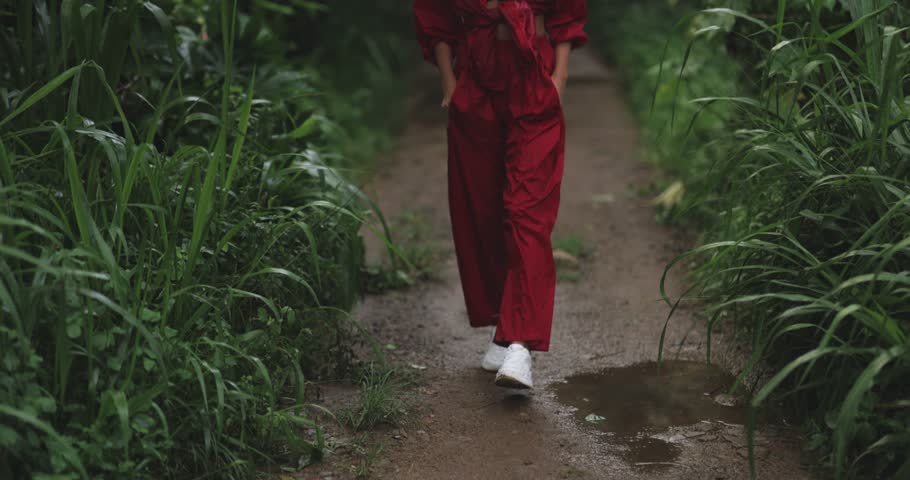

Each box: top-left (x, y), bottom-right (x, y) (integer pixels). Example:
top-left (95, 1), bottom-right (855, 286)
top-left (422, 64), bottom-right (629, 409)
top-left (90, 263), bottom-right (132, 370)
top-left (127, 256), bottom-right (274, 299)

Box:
top-left (713, 394), bottom-right (738, 407)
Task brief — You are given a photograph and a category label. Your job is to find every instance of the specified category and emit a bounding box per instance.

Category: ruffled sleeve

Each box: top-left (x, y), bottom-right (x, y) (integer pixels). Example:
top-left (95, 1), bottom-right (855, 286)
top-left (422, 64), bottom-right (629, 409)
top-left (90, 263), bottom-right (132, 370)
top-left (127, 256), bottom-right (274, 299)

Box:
top-left (546, 0), bottom-right (588, 49)
top-left (414, 0), bottom-right (460, 65)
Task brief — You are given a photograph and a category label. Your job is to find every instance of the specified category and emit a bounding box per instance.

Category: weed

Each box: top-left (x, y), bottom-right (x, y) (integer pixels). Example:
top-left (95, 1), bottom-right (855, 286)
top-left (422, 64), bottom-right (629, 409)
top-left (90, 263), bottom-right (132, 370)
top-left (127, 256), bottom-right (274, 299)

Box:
top-left (554, 233), bottom-right (588, 282)
top-left (554, 234), bottom-right (588, 259)
top-left (350, 436), bottom-right (385, 478)
top-left (363, 210), bottom-right (447, 292)
top-left (345, 362), bottom-right (411, 432)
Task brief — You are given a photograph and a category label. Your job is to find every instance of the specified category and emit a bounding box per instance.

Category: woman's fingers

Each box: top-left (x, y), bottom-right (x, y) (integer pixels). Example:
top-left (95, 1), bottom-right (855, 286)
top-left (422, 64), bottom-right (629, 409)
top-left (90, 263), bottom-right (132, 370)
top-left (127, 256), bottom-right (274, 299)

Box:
top-left (442, 90), bottom-right (455, 109)
top-left (551, 75), bottom-right (566, 100)
top-left (441, 73), bottom-right (457, 109)
top-left (442, 89), bottom-right (454, 108)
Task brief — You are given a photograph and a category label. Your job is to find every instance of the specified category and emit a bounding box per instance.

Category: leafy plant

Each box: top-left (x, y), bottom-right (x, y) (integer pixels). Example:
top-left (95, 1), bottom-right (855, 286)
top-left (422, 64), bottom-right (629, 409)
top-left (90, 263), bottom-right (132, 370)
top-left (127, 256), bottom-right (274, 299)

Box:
top-left (0, 1), bottom-right (412, 478)
top-left (592, 0), bottom-right (909, 478)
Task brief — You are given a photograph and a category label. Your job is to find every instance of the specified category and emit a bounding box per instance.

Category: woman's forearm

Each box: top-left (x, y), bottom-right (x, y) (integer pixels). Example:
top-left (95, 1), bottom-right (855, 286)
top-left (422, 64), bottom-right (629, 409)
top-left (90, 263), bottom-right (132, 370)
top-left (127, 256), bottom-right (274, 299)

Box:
top-left (550, 42), bottom-right (572, 99)
top-left (552, 42), bottom-right (572, 81)
top-left (435, 42), bottom-right (456, 83)
top-left (435, 42), bottom-right (458, 108)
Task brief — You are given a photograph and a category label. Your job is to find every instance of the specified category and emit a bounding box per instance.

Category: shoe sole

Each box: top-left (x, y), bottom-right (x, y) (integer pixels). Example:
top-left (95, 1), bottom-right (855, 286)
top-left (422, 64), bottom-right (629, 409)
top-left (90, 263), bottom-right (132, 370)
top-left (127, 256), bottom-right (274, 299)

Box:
top-left (481, 362), bottom-right (502, 373)
top-left (494, 373), bottom-right (532, 389)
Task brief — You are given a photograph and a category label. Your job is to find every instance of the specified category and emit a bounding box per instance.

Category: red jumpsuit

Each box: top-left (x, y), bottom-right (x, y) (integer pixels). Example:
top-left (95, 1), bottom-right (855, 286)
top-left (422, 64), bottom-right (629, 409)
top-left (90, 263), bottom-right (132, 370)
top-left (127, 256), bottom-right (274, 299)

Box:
top-left (414, 0), bottom-right (587, 352)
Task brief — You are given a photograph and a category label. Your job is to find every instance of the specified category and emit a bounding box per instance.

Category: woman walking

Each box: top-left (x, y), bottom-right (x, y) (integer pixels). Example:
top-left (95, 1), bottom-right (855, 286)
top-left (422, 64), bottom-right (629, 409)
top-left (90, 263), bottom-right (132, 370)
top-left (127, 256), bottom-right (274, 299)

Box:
top-left (413, 0), bottom-right (588, 389)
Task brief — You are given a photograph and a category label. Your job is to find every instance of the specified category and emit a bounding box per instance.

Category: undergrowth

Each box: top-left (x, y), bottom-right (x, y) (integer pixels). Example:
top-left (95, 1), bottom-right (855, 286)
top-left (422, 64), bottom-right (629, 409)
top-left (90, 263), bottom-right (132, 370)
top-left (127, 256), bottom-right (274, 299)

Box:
top-left (0, 1), bottom-right (413, 478)
top-left (590, 0), bottom-right (910, 478)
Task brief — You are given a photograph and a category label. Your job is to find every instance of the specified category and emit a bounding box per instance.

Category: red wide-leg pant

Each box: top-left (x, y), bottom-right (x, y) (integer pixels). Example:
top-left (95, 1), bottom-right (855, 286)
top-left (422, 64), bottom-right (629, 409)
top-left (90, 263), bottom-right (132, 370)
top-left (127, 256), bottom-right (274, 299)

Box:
top-left (447, 35), bottom-right (564, 352)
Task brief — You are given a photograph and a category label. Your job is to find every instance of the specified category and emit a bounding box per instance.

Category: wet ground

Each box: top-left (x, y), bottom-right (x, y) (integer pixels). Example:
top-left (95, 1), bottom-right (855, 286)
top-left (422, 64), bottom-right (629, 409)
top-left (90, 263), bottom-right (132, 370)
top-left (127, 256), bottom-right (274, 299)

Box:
top-left (304, 51), bottom-right (816, 479)
top-left (553, 361), bottom-right (751, 471)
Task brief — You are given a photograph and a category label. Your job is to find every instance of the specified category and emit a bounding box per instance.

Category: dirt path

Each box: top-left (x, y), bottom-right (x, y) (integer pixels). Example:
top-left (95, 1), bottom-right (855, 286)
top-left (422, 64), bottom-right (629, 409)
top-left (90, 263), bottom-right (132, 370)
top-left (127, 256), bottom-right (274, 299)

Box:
top-left (351, 52), bottom-right (814, 480)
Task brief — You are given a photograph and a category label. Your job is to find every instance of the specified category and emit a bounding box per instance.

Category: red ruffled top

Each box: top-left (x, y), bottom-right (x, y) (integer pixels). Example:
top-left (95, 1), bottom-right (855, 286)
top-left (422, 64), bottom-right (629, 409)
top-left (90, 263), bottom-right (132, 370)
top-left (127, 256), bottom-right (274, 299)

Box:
top-left (414, 0), bottom-right (588, 65)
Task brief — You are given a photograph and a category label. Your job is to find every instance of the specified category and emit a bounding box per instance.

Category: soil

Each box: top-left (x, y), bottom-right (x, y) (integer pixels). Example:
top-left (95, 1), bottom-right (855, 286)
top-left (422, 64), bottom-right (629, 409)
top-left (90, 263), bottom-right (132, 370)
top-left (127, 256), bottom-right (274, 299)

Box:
top-left (299, 51), bottom-right (817, 480)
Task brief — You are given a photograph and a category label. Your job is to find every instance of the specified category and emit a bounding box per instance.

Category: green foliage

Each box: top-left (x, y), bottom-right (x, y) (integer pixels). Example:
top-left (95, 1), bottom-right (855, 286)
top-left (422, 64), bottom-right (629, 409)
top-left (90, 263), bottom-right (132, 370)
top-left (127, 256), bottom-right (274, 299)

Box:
top-left (361, 210), bottom-right (447, 293)
top-left (0, 1), bottom-right (411, 478)
top-left (588, 0), bottom-right (742, 223)
top-left (344, 362), bottom-right (410, 432)
top-left (554, 234), bottom-right (588, 260)
top-left (553, 234), bottom-right (587, 283)
top-left (591, 0), bottom-right (910, 478)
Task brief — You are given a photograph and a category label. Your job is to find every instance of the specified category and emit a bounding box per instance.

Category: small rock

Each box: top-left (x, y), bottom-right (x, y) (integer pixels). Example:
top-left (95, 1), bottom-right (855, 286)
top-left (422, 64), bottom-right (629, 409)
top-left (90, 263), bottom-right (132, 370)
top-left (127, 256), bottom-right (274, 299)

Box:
top-left (584, 413), bottom-right (606, 425)
top-left (591, 193), bottom-right (616, 205)
top-left (713, 393), bottom-right (738, 407)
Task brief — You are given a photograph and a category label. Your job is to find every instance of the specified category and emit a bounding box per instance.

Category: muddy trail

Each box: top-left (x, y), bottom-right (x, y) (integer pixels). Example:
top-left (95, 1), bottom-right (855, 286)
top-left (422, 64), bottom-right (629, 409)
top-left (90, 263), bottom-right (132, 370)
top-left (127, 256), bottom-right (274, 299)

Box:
top-left (332, 52), bottom-right (813, 479)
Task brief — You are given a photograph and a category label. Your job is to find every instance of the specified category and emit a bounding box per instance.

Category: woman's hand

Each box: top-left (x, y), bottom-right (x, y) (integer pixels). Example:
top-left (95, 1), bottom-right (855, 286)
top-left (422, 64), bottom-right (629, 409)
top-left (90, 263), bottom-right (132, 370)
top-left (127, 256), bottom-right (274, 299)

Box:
top-left (441, 71), bottom-right (458, 109)
top-left (434, 42), bottom-right (457, 109)
top-left (551, 42), bottom-right (572, 101)
top-left (551, 71), bottom-right (567, 101)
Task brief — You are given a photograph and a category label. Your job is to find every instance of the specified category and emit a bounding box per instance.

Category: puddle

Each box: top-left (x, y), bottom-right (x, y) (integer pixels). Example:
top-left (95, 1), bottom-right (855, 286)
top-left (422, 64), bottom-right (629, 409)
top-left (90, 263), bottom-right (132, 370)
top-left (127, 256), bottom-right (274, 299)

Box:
top-left (552, 360), bottom-right (748, 470)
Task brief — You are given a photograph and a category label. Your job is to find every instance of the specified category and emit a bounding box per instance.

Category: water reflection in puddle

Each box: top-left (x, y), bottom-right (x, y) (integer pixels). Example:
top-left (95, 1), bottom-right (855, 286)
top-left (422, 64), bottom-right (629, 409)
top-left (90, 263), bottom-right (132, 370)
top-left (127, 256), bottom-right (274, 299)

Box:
top-left (552, 360), bottom-right (748, 470)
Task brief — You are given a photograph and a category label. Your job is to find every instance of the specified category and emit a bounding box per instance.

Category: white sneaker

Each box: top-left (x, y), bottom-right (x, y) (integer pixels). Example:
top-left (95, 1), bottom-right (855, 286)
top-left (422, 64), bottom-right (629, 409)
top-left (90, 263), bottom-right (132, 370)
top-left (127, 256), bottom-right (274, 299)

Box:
top-left (494, 344), bottom-right (533, 389)
top-left (482, 338), bottom-right (508, 372)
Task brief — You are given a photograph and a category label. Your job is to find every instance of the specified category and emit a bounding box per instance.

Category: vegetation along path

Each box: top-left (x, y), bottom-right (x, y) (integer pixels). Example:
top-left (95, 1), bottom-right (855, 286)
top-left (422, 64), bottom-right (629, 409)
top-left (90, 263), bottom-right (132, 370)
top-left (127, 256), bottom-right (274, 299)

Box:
top-left (348, 51), bottom-right (815, 479)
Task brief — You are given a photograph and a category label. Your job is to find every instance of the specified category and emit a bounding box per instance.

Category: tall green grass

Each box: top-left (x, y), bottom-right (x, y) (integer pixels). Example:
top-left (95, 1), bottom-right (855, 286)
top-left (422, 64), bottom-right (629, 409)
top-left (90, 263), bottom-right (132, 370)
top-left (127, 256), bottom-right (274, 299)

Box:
top-left (0, 1), bottom-right (410, 478)
top-left (592, 0), bottom-right (908, 478)
top-left (587, 1), bottom-right (742, 223)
